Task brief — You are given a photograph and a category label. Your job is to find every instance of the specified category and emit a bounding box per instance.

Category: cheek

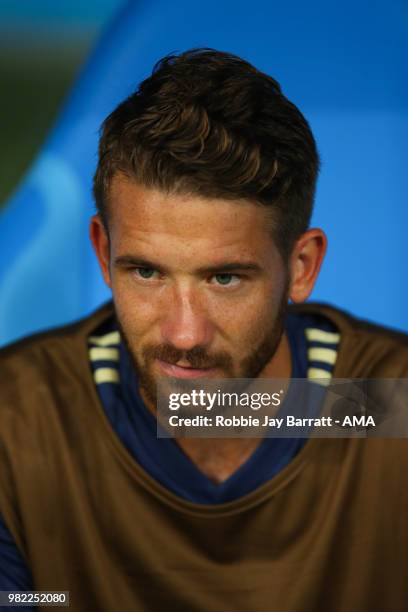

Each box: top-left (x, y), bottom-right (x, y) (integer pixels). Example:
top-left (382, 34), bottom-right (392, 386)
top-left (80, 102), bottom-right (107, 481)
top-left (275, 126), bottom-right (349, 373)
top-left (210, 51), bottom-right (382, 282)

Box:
top-left (210, 284), bottom-right (283, 346)
top-left (112, 274), bottom-right (159, 330)
top-left (112, 293), bottom-right (155, 352)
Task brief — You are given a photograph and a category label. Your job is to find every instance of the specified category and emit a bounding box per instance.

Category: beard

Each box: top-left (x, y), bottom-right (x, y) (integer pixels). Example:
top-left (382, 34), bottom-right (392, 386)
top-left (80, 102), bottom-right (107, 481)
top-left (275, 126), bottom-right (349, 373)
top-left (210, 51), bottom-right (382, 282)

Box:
top-left (114, 284), bottom-right (289, 411)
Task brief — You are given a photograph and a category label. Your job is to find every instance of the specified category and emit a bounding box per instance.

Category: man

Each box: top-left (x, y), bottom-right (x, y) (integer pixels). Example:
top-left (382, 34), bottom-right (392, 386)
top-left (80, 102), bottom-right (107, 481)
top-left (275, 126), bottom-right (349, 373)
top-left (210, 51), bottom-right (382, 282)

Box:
top-left (0, 49), bottom-right (407, 611)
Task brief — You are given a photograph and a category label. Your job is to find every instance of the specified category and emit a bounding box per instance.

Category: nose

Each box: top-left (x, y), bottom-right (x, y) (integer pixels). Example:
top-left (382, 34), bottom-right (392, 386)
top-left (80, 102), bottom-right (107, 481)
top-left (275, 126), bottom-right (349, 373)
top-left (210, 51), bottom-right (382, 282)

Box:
top-left (160, 284), bottom-right (214, 351)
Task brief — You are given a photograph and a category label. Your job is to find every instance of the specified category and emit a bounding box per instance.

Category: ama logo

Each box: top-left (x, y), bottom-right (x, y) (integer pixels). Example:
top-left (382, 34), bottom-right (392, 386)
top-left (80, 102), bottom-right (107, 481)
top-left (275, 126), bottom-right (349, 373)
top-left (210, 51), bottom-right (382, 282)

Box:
top-left (341, 414), bottom-right (376, 429)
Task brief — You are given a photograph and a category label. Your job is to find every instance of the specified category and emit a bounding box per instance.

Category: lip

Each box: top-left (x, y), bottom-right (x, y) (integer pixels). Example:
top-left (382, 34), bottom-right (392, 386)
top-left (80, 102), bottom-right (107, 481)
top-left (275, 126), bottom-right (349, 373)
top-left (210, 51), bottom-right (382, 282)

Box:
top-left (156, 359), bottom-right (217, 379)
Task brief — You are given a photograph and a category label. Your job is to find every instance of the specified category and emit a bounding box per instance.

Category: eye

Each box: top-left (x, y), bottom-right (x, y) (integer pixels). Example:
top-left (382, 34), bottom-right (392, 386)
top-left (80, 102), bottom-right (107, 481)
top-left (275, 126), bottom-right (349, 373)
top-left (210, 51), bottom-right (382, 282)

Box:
top-left (134, 267), bottom-right (157, 280)
top-left (212, 273), bottom-right (240, 286)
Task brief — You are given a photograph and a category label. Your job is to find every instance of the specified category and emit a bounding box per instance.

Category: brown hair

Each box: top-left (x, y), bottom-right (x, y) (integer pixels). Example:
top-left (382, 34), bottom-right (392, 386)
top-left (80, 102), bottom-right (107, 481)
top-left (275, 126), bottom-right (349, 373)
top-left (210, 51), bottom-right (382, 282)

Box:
top-left (93, 48), bottom-right (320, 259)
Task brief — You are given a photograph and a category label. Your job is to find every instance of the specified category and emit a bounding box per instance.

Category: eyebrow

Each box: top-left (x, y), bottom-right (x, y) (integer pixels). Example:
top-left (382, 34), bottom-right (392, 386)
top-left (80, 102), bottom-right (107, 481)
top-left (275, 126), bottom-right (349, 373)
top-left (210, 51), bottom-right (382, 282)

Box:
top-left (114, 255), bottom-right (262, 275)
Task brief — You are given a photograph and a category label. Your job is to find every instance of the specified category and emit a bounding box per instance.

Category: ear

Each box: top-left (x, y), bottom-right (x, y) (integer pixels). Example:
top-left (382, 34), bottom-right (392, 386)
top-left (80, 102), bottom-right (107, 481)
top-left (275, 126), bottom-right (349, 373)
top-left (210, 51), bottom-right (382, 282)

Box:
top-left (90, 215), bottom-right (112, 288)
top-left (288, 228), bottom-right (327, 303)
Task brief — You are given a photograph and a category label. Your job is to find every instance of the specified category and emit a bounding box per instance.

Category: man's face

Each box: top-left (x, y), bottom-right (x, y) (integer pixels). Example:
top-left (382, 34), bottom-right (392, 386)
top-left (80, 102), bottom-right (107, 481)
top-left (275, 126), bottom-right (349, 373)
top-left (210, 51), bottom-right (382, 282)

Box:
top-left (95, 176), bottom-right (291, 407)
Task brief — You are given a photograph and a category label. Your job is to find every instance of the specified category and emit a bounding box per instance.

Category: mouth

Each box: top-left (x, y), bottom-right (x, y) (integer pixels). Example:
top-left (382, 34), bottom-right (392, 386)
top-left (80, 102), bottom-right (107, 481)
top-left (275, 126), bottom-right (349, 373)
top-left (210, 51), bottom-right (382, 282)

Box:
top-left (156, 359), bottom-right (218, 379)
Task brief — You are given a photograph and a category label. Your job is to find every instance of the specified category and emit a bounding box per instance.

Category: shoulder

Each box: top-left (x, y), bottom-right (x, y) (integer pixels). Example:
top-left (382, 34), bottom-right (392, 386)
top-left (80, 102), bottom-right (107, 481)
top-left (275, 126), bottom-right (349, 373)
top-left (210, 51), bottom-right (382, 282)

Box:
top-left (288, 302), bottom-right (408, 376)
top-left (0, 301), bottom-right (114, 370)
top-left (0, 302), bottom-right (114, 418)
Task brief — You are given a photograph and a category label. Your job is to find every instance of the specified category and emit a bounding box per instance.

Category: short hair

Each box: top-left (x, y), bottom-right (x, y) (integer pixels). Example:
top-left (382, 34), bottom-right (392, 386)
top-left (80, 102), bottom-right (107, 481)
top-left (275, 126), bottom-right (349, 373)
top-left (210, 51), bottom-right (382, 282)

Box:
top-left (93, 48), bottom-right (320, 259)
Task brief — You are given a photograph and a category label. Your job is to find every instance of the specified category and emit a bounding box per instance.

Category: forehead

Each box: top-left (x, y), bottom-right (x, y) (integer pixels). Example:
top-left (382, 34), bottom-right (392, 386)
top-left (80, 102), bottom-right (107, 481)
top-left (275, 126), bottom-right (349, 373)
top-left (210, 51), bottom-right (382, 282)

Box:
top-left (108, 176), bottom-right (280, 264)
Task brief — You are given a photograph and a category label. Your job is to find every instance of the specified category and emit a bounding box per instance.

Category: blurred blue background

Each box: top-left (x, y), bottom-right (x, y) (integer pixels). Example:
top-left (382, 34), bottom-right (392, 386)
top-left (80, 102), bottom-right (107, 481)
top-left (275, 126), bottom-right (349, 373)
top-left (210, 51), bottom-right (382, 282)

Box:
top-left (0, 0), bottom-right (407, 346)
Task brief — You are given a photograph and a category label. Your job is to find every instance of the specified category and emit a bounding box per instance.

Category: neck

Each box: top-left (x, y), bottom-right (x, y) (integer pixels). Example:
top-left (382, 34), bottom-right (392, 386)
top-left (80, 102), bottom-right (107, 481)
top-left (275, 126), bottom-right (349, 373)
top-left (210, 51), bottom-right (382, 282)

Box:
top-left (141, 331), bottom-right (292, 484)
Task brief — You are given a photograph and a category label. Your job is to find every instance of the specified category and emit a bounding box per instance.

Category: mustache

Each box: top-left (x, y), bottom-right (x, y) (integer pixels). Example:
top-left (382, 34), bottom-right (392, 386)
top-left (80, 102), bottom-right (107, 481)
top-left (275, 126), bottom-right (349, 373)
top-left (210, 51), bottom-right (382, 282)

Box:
top-left (142, 343), bottom-right (233, 370)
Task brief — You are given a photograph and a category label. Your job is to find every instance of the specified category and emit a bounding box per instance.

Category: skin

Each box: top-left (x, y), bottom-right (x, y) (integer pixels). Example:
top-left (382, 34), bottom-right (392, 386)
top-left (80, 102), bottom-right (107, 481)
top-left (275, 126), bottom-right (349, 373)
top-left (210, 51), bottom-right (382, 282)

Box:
top-left (90, 175), bottom-right (327, 483)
